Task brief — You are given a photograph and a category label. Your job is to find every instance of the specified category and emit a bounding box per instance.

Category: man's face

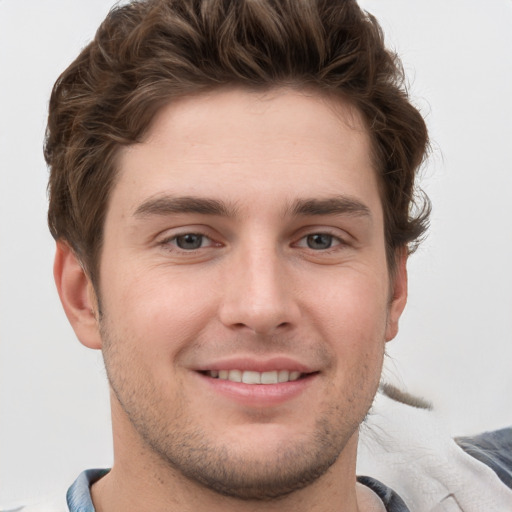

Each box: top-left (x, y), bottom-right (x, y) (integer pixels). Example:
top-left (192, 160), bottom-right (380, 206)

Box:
top-left (94, 88), bottom-right (406, 499)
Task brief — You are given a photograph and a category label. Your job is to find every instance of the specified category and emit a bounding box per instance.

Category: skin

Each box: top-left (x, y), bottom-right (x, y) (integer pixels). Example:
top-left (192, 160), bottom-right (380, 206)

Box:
top-left (54, 88), bottom-right (406, 512)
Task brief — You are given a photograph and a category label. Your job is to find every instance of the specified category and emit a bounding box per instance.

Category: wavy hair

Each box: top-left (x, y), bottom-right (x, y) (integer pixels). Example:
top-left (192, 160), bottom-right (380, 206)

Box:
top-left (45, 0), bottom-right (430, 285)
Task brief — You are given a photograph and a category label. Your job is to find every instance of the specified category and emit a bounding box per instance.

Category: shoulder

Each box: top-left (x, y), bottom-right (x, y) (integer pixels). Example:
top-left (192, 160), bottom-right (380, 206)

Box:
top-left (357, 387), bottom-right (512, 511)
top-left (456, 427), bottom-right (512, 489)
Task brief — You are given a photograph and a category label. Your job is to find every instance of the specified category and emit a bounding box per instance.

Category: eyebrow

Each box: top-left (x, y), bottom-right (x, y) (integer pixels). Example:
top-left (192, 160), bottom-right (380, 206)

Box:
top-left (133, 195), bottom-right (240, 218)
top-left (133, 194), bottom-right (371, 221)
top-left (289, 196), bottom-right (372, 219)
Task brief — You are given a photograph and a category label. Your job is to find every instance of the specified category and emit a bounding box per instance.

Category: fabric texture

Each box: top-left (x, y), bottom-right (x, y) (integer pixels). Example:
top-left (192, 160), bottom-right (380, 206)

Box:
top-left (66, 469), bottom-right (109, 512)
top-left (456, 427), bottom-right (512, 489)
top-left (357, 391), bottom-right (512, 511)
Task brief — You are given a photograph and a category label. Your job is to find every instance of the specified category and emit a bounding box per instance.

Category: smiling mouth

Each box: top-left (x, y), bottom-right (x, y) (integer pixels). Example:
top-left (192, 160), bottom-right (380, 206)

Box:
top-left (201, 369), bottom-right (311, 384)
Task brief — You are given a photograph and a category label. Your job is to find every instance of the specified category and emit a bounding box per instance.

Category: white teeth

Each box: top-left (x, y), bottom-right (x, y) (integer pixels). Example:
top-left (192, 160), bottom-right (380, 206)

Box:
top-left (208, 369), bottom-right (304, 384)
top-left (261, 371), bottom-right (278, 384)
top-left (242, 370), bottom-right (260, 384)
top-left (228, 369), bottom-right (242, 382)
top-left (278, 370), bottom-right (289, 383)
top-left (289, 371), bottom-right (301, 381)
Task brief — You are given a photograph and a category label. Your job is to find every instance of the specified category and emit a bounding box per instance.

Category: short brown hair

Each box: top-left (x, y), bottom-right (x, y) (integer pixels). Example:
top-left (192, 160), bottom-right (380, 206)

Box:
top-left (46, 0), bottom-right (430, 286)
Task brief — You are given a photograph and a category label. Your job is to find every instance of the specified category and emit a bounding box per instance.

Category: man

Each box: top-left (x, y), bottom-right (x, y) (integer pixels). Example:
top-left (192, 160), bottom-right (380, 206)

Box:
top-left (14, 0), bottom-right (512, 510)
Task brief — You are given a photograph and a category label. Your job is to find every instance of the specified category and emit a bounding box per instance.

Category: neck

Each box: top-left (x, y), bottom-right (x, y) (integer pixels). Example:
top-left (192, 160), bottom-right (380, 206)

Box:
top-left (92, 465), bottom-right (364, 512)
top-left (92, 396), bottom-right (370, 512)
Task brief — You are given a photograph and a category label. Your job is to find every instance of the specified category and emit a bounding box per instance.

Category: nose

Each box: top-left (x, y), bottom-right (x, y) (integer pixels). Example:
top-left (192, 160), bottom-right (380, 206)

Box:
top-left (218, 245), bottom-right (300, 335)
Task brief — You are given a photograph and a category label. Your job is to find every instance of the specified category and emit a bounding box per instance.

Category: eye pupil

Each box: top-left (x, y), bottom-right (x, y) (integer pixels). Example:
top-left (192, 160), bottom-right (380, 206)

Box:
top-left (176, 234), bottom-right (203, 250)
top-left (307, 234), bottom-right (332, 250)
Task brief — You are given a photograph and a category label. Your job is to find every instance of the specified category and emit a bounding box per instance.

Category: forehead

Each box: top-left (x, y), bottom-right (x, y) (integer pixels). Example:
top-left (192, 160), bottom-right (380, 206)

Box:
top-left (112, 87), bottom-right (380, 219)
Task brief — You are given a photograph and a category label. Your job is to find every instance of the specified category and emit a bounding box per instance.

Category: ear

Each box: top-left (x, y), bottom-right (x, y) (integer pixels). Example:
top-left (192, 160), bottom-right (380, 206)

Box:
top-left (53, 241), bottom-right (102, 349)
top-left (385, 248), bottom-right (408, 342)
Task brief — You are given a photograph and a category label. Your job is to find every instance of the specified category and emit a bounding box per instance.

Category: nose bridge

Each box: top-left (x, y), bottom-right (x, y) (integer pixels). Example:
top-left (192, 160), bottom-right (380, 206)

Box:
top-left (220, 238), bottom-right (297, 334)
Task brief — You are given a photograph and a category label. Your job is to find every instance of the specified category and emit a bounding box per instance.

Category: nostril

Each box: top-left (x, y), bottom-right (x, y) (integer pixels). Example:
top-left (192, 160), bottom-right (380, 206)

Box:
top-left (219, 290), bottom-right (300, 334)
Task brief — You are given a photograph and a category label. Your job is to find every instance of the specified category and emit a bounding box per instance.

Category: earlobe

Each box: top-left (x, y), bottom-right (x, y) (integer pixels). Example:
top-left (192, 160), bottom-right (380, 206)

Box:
top-left (53, 241), bottom-right (102, 350)
top-left (385, 248), bottom-right (408, 342)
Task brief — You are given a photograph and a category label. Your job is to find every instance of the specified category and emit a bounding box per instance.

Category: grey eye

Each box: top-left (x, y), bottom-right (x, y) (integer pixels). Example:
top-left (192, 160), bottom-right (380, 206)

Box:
top-left (175, 233), bottom-right (204, 250)
top-left (306, 234), bottom-right (333, 250)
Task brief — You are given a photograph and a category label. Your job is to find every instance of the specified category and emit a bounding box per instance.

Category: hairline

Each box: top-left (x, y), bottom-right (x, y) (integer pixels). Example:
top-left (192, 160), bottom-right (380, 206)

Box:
top-left (73, 84), bottom-right (403, 288)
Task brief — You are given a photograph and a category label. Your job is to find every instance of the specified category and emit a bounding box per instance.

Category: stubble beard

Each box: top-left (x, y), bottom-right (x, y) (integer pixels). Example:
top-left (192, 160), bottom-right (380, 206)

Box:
top-left (136, 412), bottom-right (350, 500)
top-left (101, 323), bottom-right (380, 501)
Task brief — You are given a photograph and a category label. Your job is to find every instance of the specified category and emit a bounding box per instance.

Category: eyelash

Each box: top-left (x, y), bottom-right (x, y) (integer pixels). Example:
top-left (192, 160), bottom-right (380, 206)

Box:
top-left (159, 232), bottom-right (218, 251)
top-left (294, 232), bottom-right (346, 251)
top-left (158, 230), bottom-right (348, 253)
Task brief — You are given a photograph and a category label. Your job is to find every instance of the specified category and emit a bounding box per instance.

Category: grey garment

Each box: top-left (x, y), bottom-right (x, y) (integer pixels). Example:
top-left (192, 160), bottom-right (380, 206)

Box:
top-left (355, 427), bottom-right (512, 512)
top-left (456, 427), bottom-right (512, 489)
top-left (357, 476), bottom-right (410, 511)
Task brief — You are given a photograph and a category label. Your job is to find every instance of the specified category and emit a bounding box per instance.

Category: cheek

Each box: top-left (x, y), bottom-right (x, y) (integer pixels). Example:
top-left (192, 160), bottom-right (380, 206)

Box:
top-left (312, 270), bottom-right (390, 336)
top-left (101, 267), bottom-right (219, 355)
top-left (308, 269), bottom-right (389, 379)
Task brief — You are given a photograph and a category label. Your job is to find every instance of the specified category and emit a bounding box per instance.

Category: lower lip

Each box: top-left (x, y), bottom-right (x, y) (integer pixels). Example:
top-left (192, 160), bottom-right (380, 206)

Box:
top-left (197, 372), bottom-right (318, 407)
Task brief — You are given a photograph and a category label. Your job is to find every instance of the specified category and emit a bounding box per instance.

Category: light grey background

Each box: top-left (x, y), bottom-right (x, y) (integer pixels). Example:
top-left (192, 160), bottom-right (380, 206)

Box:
top-left (1, 0), bottom-right (511, 506)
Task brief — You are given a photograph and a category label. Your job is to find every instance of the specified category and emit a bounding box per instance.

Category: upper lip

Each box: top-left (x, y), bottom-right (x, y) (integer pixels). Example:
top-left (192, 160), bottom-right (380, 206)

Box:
top-left (193, 356), bottom-right (316, 373)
